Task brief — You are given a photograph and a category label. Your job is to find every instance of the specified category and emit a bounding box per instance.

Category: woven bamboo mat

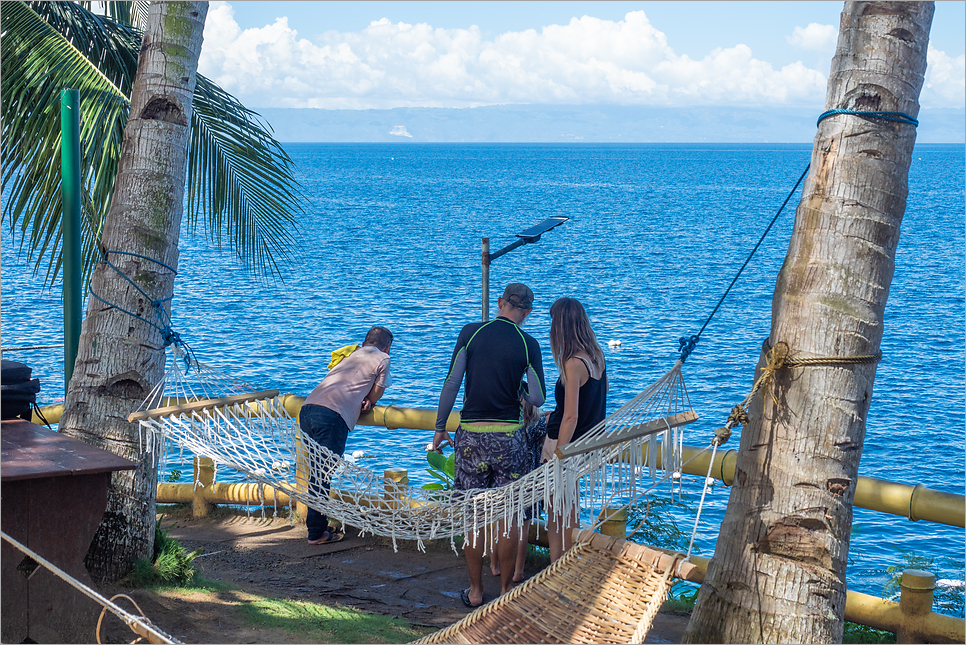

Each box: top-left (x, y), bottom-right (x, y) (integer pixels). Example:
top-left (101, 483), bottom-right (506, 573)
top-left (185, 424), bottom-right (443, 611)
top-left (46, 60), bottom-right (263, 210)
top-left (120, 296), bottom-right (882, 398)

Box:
top-left (414, 530), bottom-right (696, 644)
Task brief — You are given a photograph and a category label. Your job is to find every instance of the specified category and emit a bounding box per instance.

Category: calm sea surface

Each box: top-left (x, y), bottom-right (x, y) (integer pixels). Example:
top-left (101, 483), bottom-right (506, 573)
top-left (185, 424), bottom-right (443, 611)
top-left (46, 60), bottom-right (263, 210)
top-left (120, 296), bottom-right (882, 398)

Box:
top-left (3, 143), bottom-right (964, 603)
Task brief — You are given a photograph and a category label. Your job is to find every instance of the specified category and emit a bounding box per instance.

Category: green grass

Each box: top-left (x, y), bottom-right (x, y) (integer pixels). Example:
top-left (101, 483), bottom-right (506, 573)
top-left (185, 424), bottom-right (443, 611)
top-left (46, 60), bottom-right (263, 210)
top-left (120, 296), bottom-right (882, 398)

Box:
top-left (236, 596), bottom-right (434, 643)
top-left (126, 522), bottom-right (202, 587)
top-left (126, 575), bottom-right (433, 643)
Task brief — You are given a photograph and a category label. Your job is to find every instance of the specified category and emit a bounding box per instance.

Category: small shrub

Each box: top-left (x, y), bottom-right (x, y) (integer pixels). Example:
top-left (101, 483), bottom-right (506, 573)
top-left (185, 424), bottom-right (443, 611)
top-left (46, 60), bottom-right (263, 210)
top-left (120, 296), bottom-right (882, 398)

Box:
top-left (882, 548), bottom-right (965, 618)
top-left (626, 494), bottom-right (697, 554)
top-left (421, 449), bottom-right (455, 491)
top-left (525, 544), bottom-right (551, 571)
top-left (661, 581), bottom-right (699, 615)
top-left (842, 621), bottom-right (895, 644)
top-left (126, 522), bottom-right (201, 587)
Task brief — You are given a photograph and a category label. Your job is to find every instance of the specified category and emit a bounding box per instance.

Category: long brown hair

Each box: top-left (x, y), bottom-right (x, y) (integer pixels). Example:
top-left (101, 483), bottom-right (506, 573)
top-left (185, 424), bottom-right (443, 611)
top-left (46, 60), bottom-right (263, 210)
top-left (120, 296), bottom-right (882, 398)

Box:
top-left (549, 297), bottom-right (605, 383)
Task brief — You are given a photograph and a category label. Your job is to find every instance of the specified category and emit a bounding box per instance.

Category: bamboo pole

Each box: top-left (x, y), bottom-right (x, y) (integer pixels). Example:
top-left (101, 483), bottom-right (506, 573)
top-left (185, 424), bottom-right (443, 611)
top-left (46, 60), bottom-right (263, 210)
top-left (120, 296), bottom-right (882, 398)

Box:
top-left (38, 399), bottom-right (959, 527)
top-left (627, 540), bottom-right (962, 643)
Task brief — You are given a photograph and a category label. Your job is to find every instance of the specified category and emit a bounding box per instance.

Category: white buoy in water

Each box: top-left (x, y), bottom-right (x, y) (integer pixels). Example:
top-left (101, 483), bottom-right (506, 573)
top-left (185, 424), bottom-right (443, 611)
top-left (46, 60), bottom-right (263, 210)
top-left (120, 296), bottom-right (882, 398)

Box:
top-left (425, 442), bottom-right (435, 451)
top-left (608, 339), bottom-right (622, 347)
top-left (351, 449), bottom-right (365, 460)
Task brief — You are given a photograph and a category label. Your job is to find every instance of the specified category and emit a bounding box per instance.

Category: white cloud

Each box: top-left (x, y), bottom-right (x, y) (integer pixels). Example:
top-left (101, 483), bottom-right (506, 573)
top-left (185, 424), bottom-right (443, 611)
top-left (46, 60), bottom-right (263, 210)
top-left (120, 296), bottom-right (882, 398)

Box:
top-left (199, 3), bottom-right (960, 111)
top-left (923, 45), bottom-right (966, 108)
top-left (389, 125), bottom-right (413, 138)
top-left (786, 23), bottom-right (837, 52)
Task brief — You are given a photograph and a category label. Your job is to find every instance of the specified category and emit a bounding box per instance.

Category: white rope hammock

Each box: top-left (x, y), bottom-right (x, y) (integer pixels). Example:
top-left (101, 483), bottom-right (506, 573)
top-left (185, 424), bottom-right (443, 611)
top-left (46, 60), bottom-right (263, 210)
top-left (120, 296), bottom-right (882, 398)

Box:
top-left (134, 348), bottom-right (699, 552)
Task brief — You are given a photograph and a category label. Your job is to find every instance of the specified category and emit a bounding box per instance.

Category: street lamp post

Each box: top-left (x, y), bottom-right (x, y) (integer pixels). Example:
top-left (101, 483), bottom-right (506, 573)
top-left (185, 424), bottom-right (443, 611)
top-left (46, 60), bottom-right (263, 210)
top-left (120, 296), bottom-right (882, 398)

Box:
top-left (481, 216), bottom-right (569, 321)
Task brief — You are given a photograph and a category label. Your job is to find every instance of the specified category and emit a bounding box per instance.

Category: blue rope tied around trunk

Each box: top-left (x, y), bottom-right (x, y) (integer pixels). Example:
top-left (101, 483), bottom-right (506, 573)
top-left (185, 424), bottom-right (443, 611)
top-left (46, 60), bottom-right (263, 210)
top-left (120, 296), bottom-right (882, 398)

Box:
top-left (87, 250), bottom-right (194, 363)
top-left (817, 109), bottom-right (919, 127)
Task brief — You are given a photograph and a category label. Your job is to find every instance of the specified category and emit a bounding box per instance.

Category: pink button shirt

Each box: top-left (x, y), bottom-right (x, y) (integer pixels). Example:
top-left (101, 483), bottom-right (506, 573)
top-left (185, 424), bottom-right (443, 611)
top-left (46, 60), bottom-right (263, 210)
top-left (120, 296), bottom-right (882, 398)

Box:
top-left (304, 346), bottom-right (391, 430)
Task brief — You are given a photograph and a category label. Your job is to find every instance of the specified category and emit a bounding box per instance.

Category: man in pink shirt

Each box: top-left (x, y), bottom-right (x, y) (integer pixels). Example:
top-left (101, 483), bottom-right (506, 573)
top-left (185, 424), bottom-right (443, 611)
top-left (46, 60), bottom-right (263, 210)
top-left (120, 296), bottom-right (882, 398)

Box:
top-left (300, 326), bottom-right (393, 544)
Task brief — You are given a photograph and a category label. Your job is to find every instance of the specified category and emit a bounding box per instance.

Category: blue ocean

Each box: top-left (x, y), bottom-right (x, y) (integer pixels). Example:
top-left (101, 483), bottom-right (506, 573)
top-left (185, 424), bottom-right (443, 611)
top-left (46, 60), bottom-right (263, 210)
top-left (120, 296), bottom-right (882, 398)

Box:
top-left (2, 143), bottom-right (964, 605)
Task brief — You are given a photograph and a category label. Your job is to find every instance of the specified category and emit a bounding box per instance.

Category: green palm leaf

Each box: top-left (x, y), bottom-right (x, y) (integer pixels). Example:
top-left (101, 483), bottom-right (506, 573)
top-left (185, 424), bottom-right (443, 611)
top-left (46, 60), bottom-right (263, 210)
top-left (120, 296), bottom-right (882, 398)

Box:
top-left (1, 1), bottom-right (303, 286)
top-left (1, 0), bottom-right (129, 285)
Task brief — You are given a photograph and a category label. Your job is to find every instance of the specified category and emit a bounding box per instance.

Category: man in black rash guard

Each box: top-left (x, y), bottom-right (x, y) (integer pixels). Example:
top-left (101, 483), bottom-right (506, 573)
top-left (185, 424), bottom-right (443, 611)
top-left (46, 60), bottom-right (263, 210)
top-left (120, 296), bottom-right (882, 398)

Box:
top-left (433, 283), bottom-right (546, 607)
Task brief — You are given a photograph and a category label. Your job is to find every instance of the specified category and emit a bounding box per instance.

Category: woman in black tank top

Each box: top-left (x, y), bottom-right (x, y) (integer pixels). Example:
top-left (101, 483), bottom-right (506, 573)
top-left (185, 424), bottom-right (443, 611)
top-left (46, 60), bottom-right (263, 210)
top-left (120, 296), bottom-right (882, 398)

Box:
top-left (544, 297), bottom-right (607, 562)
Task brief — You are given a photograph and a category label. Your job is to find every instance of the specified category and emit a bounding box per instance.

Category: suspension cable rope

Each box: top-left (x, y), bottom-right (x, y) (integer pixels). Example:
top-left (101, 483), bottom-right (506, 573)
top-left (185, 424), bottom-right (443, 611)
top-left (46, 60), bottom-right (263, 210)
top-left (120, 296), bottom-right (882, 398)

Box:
top-left (745, 341), bottom-right (882, 408)
top-left (0, 343), bottom-right (65, 354)
top-left (684, 442), bottom-right (718, 562)
top-left (0, 531), bottom-right (180, 644)
top-left (677, 109), bottom-right (917, 364)
top-left (678, 163), bottom-right (810, 362)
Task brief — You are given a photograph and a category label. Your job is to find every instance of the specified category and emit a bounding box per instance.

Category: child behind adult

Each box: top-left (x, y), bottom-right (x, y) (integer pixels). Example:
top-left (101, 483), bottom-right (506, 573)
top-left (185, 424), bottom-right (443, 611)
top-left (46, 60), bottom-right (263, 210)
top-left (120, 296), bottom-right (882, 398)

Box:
top-left (543, 297), bottom-right (607, 562)
top-left (490, 398), bottom-right (547, 582)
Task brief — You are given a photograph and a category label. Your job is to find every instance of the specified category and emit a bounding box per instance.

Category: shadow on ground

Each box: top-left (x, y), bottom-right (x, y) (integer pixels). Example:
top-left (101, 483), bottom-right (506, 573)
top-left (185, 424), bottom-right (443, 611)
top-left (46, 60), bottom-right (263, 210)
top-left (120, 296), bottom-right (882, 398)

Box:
top-left (97, 515), bottom-right (689, 643)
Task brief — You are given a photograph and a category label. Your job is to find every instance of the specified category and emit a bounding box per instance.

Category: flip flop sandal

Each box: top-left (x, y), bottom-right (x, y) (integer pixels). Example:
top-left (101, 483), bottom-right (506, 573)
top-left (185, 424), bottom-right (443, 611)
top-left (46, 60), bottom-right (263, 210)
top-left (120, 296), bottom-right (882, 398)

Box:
top-left (307, 529), bottom-right (345, 545)
top-left (460, 587), bottom-right (484, 608)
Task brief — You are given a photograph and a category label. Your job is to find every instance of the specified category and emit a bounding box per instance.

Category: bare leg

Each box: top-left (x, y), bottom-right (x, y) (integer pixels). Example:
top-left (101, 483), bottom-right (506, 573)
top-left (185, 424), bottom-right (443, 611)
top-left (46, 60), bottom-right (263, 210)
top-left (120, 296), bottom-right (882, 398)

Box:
top-left (489, 529), bottom-right (500, 576)
top-left (497, 519), bottom-right (519, 595)
top-left (548, 504), bottom-right (580, 562)
top-left (548, 506), bottom-right (564, 562)
top-left (513, 520), bottom-right (530, 582)
top-left (463, 529), bottom-right (485, 606)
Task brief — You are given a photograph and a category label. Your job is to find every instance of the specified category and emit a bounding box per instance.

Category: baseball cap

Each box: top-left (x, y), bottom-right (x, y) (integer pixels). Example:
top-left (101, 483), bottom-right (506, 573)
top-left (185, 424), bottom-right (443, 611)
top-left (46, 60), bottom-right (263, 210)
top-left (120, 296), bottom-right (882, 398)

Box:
top-left (502, 283), bottom-right (534, 309)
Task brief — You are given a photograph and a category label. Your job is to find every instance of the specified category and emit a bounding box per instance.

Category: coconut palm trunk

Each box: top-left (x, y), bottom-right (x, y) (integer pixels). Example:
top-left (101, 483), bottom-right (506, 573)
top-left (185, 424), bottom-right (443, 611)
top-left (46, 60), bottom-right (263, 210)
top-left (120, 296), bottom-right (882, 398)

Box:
top-left (684, 2), bottom-right (933, 643)
top-left (58, 1), bottom-right (208, 584)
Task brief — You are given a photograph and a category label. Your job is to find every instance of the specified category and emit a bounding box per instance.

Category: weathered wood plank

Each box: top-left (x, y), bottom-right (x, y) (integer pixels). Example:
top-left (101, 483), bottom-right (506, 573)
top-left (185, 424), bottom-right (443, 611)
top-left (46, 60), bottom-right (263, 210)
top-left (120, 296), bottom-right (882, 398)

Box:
top-left (127, 389), bottom-right (281, 422)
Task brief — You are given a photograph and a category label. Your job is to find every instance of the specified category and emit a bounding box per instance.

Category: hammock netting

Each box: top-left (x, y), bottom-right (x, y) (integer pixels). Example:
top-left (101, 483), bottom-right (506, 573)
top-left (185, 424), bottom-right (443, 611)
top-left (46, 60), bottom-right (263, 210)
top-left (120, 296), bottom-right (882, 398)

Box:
top-left (135, 347), bottom-right (698, 552)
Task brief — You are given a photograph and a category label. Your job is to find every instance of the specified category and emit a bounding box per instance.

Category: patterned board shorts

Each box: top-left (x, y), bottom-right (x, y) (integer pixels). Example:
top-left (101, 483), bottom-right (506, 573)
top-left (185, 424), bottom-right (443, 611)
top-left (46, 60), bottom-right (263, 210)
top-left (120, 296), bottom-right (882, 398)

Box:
top-left (454, 425), bottom-right (530, 491)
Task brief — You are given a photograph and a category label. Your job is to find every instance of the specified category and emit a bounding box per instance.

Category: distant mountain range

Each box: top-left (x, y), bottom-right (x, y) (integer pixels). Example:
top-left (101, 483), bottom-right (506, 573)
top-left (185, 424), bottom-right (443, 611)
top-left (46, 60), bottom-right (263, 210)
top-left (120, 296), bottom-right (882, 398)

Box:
top-left (252, 105), bottom-right (965, 144)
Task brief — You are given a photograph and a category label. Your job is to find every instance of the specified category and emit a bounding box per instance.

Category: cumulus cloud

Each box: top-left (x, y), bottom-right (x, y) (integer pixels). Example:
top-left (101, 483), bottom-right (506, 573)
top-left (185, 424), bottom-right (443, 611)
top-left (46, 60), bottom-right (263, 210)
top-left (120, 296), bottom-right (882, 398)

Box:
top-left (923, 45), bottom-right (966, 108)
top-left (786, 23), bottom-right (837, 52)
top-left (199, 3), bottom-right (960, 110)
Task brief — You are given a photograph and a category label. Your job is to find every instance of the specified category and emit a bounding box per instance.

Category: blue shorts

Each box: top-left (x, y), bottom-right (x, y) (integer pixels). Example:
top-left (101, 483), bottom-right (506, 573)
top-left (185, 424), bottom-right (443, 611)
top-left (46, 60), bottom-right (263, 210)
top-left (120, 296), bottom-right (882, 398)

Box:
top-left (453, 425), bottom-right (529, 491)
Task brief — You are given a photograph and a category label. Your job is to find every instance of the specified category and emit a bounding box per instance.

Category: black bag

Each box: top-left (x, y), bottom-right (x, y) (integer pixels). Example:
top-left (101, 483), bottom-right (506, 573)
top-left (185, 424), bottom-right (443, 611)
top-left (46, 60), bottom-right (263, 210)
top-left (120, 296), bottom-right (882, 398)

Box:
top-left (1, 360), bottom-right (41, 420)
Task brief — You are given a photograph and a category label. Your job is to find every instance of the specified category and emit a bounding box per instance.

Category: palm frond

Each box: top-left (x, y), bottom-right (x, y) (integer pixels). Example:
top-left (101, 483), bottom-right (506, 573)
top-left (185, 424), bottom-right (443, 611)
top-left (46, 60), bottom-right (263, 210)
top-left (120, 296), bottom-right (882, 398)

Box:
top-left (80, 1), bottom-right (151, 31)
top-left (1, 0), bottom-right (303, 287)
top-left (1, 0), bottom-right (129, 287)
top-left (187, 78), bottom-right (302, 280)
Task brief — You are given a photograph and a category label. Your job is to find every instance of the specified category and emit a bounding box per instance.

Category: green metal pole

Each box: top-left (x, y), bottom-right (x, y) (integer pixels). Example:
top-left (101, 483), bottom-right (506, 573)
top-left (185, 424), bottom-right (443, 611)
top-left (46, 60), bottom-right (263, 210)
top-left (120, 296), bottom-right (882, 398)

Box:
top-left (61, 89), bottom-right (82, 396)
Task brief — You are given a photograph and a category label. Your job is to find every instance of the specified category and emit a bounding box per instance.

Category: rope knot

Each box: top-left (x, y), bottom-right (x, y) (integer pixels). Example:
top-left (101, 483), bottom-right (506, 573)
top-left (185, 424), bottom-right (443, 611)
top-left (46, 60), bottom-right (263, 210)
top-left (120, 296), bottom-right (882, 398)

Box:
top-left (749, 341), bottom-right (790, 406)
top-left (713, 403), bottom-right (750, 446)
top-left (678, 335), bottom-right (699, 362)
top-left (161, 328), bottom-right (182, 348)
top-left (765, 340), bottom-right (791, 370)
top-left (727, 404), bottom-right (750, 427)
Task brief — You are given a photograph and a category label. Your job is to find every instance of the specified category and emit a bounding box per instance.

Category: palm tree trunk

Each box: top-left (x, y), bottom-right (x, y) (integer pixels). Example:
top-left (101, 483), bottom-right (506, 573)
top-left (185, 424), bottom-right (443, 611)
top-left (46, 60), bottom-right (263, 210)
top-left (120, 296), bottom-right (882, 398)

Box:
top-left (684, 2), bottom-right (933, 643)
top-left (59, 1), bottom-right (208, 584)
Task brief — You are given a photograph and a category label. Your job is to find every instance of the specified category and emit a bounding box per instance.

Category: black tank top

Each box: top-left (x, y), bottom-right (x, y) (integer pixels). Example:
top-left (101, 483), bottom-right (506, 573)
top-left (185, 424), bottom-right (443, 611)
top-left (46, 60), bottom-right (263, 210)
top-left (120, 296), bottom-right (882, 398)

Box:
top-left (546, 357), bottom-right (607, 442)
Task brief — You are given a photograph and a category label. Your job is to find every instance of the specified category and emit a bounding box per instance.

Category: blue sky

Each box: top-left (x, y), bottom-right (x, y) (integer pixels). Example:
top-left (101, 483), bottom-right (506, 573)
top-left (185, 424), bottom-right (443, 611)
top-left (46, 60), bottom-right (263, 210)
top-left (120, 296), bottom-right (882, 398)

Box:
top-left (199, 1), bottom-right (965, 110)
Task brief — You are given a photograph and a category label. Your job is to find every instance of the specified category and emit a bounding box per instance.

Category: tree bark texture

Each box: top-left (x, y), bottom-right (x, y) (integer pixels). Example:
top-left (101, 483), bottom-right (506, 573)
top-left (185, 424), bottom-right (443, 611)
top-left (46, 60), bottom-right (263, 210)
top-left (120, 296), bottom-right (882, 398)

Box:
top-left (684, 3), bottom-right (932, 643)
top-left (59, 1), bottom-right (208, 584)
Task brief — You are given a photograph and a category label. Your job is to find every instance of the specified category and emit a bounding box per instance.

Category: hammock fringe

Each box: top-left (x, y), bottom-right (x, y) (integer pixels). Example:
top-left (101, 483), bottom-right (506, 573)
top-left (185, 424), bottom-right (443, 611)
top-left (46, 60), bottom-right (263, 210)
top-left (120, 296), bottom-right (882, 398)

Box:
top-left (137, 349), bottom-right (698, 551)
